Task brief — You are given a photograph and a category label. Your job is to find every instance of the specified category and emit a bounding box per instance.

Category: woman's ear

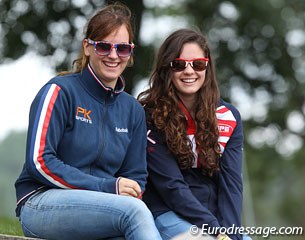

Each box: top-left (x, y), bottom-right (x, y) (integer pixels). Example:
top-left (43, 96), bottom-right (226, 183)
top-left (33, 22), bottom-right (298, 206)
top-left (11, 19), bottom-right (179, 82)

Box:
top-left (83, 39), bottom-right (90, 57)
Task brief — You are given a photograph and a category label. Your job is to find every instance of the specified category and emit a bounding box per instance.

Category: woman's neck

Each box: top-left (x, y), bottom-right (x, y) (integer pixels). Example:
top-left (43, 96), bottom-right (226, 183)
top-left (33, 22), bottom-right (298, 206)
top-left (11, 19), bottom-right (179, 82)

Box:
top-left (177, 94), bottom-right (196, 118)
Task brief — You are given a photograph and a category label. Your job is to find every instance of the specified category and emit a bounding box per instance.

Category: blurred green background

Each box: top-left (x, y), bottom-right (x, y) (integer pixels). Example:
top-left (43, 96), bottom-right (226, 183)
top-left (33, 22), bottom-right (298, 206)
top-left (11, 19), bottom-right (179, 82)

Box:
top-left (0, 0), bottom-right (304, 239)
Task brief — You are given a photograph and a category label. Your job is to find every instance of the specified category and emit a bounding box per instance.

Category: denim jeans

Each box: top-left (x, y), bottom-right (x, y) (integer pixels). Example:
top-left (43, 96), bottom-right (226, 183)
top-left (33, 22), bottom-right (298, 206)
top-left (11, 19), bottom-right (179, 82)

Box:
top-left (154, 211), bottom-right (252, 240)
top-left (154, 211), bottom-right (193, 240)
top-left (19, 189), bottom-right (162, 240)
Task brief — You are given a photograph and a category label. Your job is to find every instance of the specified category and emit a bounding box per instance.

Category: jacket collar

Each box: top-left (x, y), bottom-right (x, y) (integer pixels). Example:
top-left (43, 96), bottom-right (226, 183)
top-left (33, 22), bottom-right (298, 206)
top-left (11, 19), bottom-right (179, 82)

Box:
top-left (80, 64), bottom-right (125, 102)
top-left (178, 101), bottom-right (196, 135)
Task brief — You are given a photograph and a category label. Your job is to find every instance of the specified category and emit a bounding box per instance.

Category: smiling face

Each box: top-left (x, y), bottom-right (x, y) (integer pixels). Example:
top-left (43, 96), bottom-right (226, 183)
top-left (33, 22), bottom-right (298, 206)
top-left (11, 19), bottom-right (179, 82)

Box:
top-left (83, 24), bottom-right (130, 89)
top-left (171, 42), bottom-right (207, 104)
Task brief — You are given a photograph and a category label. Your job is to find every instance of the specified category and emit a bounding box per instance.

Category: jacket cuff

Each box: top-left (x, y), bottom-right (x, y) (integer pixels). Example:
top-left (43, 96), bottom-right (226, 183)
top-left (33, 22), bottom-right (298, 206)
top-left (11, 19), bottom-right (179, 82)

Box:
top-left (99, 178), bottom-right (117, 194)
top-left (115, 177), bottom-right (122, 195)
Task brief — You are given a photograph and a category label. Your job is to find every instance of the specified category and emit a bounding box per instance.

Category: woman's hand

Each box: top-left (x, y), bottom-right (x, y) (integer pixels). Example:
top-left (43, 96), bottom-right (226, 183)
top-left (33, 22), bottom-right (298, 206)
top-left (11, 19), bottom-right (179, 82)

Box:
top-left (217, 234), bottom-right (232, 240)
top-left (118, 177), bottom-right (142, 198)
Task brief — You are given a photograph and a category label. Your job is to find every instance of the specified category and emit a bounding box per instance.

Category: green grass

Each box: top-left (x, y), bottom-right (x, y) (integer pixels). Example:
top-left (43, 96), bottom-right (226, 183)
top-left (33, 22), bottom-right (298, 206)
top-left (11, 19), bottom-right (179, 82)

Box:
top-left (0, 216), bottom-right (23, 236)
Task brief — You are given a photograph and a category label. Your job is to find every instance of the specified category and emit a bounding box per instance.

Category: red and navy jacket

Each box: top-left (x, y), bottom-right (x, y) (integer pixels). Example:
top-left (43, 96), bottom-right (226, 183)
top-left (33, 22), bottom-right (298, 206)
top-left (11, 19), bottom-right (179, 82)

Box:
top-left (143, 99), bottom-right (243, 240)
top-left (15, 64), bottom-right (148, 215)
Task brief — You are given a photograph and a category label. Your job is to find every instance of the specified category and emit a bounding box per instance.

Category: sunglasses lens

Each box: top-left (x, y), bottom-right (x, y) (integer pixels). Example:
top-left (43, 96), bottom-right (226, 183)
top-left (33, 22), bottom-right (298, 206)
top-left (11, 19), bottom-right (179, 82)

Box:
top-left (193, 60), bottom-right (207, 71)
top-left (170, 59), bottom-right (208, 72)
top-left (171, 60), bottom-right (186, 72)
top-left (116, 44), bottom-right (132, 57)
top-left (95, 42), bottom-right (112, 55)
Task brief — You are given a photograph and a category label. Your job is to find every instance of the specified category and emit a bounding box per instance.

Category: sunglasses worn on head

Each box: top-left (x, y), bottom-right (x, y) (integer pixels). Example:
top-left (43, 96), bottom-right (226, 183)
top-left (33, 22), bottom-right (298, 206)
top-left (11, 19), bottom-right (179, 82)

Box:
top-left (170, 58), bottom-right (209, 72)
top-left (87, 39), bottom-right (134, 57)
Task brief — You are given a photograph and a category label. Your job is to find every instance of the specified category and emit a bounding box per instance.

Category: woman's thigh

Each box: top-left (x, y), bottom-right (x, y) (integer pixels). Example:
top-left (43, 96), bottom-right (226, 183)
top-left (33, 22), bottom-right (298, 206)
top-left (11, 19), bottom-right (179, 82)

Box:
top-left (20, 189), bottom-right (154, 240)
top-left (154, 211), bottom-right (193, 240)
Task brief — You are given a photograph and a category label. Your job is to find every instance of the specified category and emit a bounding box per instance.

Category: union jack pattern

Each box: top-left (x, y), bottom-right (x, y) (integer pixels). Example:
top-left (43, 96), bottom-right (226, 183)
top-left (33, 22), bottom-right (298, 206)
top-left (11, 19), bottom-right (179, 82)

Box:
top-left (216, 105), bottom-right (237, 154)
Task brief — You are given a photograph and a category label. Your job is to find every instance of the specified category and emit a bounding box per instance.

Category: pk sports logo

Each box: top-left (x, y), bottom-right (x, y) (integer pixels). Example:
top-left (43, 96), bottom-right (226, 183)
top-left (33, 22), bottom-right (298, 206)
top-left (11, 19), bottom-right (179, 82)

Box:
top-left (75, 106), bottom-right (92, 124)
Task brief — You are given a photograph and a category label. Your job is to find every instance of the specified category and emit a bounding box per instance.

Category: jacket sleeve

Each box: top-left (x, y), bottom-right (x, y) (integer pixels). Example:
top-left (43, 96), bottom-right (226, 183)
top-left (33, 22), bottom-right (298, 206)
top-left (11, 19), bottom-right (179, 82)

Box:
top-left (116, 105), bottom-right (148, 192)
top-left (25, 83), bottom-right (117, 193)
top-left (217, 106), bottom-right (244, 240)
top-left (146, 124), bottom-right (221, 229)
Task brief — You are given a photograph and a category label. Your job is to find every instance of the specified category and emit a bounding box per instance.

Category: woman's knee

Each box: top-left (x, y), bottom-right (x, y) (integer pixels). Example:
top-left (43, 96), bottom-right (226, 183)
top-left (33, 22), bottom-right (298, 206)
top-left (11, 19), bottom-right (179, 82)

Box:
top-left (126, 197), bottom-right (151, 214)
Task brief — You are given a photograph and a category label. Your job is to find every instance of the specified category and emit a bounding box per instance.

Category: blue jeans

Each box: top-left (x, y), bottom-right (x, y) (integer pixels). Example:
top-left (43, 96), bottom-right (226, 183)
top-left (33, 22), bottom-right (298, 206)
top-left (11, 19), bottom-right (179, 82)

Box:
top-left (155, 211), bottom-right (252, 240)
top-left (19, 189), bottom-right (162, 240)
top-left (155, 211), bottom-right (193, 240)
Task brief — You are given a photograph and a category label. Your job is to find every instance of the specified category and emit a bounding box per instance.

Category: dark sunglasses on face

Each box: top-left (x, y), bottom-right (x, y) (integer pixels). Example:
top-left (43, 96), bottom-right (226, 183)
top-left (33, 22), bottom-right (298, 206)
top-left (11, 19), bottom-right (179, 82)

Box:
top-left (170, 58), bottom-right (209, 72)
top-left (87, 39), bottom-right (134, 57)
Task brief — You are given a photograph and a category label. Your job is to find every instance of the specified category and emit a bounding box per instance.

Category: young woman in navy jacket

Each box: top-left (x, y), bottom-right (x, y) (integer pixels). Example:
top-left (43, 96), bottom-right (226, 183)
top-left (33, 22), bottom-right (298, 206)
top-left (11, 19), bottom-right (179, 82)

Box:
top-left (15, 3), bottom-right (161, 240)
top-left (138, 28), bottom-right (245, 240)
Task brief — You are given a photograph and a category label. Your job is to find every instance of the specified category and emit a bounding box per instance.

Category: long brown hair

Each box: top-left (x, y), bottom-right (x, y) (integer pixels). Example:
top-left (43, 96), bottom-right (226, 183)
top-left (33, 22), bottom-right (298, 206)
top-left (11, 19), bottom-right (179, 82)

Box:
top-left (60, 2), bottom-right (134, 75)
top-left (138, 28), bottom-right (221, 176)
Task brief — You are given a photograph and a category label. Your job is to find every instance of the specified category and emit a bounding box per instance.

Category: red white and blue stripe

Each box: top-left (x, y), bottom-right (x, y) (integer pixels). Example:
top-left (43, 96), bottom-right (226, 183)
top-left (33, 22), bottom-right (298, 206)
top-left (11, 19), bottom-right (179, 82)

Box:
top-left (29, 84), bottom-right (75, 189)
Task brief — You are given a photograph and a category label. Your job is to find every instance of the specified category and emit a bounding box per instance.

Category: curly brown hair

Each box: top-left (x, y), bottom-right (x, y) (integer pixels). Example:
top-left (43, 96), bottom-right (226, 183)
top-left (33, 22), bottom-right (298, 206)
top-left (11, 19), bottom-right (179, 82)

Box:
top-left (138, 28), bottom-right (221, 176)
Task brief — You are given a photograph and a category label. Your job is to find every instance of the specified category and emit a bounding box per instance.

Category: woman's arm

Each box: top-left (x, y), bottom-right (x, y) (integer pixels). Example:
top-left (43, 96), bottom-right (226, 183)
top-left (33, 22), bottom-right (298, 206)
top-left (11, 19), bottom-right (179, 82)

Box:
top-left (25, 83), bottom-right (117, 193)
top-left (217, 103), bottom-right (244, 240)
top-left (146, 125), bottom-right (221, 229)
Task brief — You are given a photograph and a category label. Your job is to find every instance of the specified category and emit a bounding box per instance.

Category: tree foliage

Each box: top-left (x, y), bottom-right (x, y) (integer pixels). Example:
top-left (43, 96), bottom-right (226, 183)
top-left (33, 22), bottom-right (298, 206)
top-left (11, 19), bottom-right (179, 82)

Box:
top-left (0, 131), bottom-right (26, 217)
top-left (0, 0), bottom-right (153, 93)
